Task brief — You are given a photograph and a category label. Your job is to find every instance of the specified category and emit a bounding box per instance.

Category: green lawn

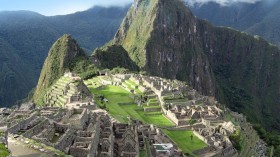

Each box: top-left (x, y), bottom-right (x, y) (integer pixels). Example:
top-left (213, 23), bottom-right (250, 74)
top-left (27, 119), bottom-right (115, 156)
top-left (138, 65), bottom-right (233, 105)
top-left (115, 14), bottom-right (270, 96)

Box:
top-left (126, 79), bottom-right (138, 86)
top-left (89, 85), bottom-right (174, 127)
top-left (134, 88), bottom-right (143, 95)
top-left (0, 143), bottom-right (10, 157)
top-left (162, 129), bottom-right (208, 155)
top-left (140, 150), bottom-right (147, 157)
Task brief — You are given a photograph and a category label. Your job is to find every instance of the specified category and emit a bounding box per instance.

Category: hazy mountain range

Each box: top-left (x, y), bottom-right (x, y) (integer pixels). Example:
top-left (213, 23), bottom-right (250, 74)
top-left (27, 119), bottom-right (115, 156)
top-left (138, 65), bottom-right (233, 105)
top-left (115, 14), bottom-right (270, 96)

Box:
top-left (189, 0), bottom-right (280, 46)
top-left (0, 6), bottom-right (129, 107)
top-left (1, 0), bottom-right (280, 109)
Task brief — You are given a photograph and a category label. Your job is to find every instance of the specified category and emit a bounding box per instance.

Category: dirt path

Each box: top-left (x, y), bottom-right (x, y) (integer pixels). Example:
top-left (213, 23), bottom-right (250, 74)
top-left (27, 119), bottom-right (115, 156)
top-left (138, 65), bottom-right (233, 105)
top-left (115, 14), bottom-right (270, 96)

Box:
top-left (8, 137), bottom-right (45, 157)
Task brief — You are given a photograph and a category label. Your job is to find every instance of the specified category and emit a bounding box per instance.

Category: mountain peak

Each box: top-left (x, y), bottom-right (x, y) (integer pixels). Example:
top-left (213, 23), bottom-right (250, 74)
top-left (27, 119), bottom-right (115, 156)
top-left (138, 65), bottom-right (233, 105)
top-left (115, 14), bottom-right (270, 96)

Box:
top-left (114, 0), bottom-right (195, 68)
top-left (33, 34), bottom-right (85, 105)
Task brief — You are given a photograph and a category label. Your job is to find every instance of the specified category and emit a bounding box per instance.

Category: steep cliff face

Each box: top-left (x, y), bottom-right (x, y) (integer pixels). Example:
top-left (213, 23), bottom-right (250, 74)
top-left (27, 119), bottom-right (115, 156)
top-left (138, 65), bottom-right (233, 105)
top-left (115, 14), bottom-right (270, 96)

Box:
top-left (107, 0), bottom-right (280, 130)
top-left (114, 0), bottom-right (158, 68)
top-left (33, 34), bottom-right (86, 105)
top-left (115, 0), bottom-right (216, 96)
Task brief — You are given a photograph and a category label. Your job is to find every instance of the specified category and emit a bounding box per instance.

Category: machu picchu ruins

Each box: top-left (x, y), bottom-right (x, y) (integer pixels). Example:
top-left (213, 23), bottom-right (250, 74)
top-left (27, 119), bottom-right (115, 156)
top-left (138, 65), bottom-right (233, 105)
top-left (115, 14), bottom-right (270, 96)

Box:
top-left (0, 72), bottom-right (268, 157)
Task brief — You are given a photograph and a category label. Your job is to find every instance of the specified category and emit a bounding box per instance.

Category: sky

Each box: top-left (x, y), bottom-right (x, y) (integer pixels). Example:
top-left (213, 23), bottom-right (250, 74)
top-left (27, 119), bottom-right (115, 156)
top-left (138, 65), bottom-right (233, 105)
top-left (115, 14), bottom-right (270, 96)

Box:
top-left (0, 0), bottom-right (133, 16)
top-left (0, 0), bottom-right (268, 16)
top-left (186, 0), bottom-right (263, 6)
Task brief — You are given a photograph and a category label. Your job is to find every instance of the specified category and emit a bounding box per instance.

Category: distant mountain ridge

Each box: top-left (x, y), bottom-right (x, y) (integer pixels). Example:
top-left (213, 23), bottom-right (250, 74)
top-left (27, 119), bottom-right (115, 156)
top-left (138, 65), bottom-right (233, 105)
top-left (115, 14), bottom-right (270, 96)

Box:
top-left (0, 6), bottom-right (129, 107)
top-left (2, 1), bottom-right (280, 108)
top-left (189, 0), bottom-right (280, 47)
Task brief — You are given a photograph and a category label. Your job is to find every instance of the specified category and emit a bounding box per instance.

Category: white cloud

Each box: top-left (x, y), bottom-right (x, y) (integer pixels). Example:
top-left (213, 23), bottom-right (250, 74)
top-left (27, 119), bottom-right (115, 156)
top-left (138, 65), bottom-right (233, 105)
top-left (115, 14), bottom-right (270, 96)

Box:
top-left (92, 0), bottom-right (133, 7)
top-left (185, 0), bottom-right (262, 6)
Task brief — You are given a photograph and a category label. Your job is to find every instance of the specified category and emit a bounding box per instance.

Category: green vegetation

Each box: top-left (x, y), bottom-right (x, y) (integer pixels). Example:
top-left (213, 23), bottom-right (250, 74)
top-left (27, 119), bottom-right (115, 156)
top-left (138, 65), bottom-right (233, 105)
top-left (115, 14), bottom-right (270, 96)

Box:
top-left (93, 45), bottom-right (139, 71)
top-left (0, 37), bottom-right (37, 107)
top-left (113, 0), bottom-right (158, 68)
top-left (110, 67), bottom-right (130, 74)
top-left (253, 124), bottom-right (280, 157)
top-left (33, 34), bottom-right (87, 105)
top-left (140, 150), bottom-right (147, 157)
top-left (162, 129), bottom-right (207, 155)
top-left (0, 143), bottom-right (9, 157)
top-left (0, 132), bottom-right (5, 137)
top-left (126, 80), bottom-right (138, 86)
top-left (229, 129), bottom-right (242, 152)
top-left (0, 7), bottom-right (128, 107)
top-left (89, 84), bottom-right (173, 127)
top-left (69, 56), bottom-right (99, 80)
top-left (140, 138), bottom-right (152, 157)
top-left (188, 119), bottom-right (197, 125)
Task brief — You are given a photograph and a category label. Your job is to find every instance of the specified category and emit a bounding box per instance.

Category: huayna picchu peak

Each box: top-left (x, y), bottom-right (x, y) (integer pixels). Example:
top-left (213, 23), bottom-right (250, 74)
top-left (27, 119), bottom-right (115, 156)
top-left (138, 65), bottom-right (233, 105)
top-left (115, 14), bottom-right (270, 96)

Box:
top-left (1, 0), bottom-right (280, 156)
top-left (33, 34), bottom-right (88, 105)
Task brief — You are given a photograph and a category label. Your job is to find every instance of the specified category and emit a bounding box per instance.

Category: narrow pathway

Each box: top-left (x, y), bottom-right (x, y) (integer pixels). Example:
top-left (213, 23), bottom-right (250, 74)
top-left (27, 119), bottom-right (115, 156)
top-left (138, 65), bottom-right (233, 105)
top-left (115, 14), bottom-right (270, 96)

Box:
top-left (8, 136), bottom-right (45, 157)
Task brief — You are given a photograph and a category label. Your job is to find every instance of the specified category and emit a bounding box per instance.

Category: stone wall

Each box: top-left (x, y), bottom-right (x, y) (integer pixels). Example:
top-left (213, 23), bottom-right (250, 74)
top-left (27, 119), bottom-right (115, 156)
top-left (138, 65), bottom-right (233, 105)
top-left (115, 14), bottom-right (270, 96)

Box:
top-left (193, 130), bottom-right (208, 144)
top-left (138, 86), bottom-right (146, 93)
top-left (54, 123), bottom-right (69, 133)
top-left (192, 146), bottom-right (214, 156)
top-left (62, 109), bottom-right (74, 121)
top-left (115, 74), bottom-right (131, 80)
top-left (13, 110), bottom-right (32, 116)
top-left (36, 124), bottom-right (55, 141)
top-left (144, 107), bottom-right (161, 112)
top-left (22, 118), bottom-right (49, 138)
top-left (100, 79), bottom-right (112, 85)
top-left (51, 110), bottom-right (66, 122)
top-left (54, 128), bottom-right (76, 153)
top-left (130, 77), bottom-right (141, 85)
top-left (8, 112), bottom-right (39, 134)
top-left (69, 143), bottom-right (91, 157)
top-left (213, 145), bottom-right (238, 157)
top-left (76, 80), bottom-right (92, 98)
top-left (70, 131), bottom-right (99, 157)
top-left (71, 108), bottom-right (89, 130)
top-left (165, 110), bottom-right (179, 125)
top-left (63, 108), bottom-right (89, 130)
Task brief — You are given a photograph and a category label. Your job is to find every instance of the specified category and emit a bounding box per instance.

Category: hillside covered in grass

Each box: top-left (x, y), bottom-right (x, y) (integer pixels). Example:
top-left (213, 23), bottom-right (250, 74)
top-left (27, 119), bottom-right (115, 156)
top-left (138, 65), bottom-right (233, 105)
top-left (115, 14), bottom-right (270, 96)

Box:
top-left (33, 34), bottom-right (92, 105)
